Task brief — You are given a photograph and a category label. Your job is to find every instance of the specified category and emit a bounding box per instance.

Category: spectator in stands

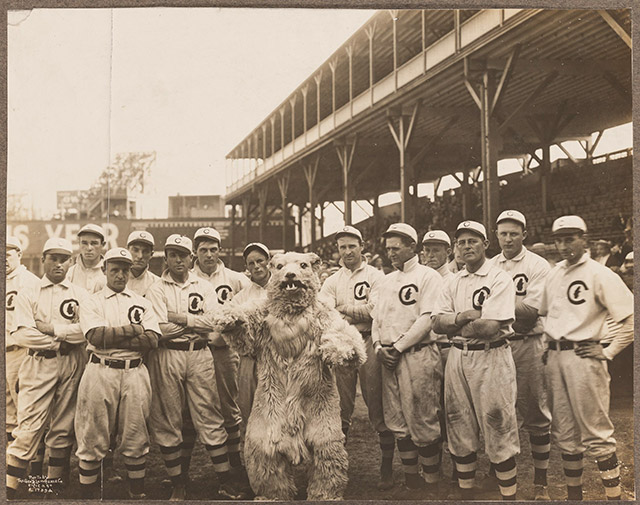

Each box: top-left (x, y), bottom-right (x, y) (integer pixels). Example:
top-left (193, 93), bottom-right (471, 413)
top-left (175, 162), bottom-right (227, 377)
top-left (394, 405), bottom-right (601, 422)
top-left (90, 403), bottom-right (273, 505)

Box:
top-left (530, 243), bottom-right (547, 259)
top-left (619, 252), bottom-right (633, 292)
top-left (621, 225), bottom-right (633, 258)
top-left (447, 242), bottom-right (464, 274)
top-left (594, 240), bottom-right (623, 269)
top-left (370, 254), bottom-right (384, 272)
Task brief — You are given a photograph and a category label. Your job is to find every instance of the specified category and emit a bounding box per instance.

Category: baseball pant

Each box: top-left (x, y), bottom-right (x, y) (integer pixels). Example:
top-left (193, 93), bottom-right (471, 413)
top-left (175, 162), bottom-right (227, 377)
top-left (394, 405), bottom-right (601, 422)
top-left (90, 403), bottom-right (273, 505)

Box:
top-left (7, 346), bottom-right (85, 462)
top-left (510, 336), bottom-right (551, 435)
top-left (6, 346), bottom-right (27, 436)
top-left (237, 355), bottom-right (257, 423)
top-left (545, 348), bottom-right (616, 459)
top-left (210, 346), bottom-right (242, 428)
top-left (445, 345), bottom-right (520, 463)
top-left (382, 344), bottom-right (442, 444)
top-left (147, 347), bottom-right (227, 448)
top-left (75, 361), bottom-right (152, 461)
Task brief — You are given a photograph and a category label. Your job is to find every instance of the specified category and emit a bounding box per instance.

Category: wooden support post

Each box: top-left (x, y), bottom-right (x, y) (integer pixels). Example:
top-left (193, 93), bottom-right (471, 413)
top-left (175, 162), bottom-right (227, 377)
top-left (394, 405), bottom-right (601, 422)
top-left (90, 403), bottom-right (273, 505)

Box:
top-left (261, 124), bottom-right (267, 161)
top-left (242, 195), bottom-right (251, 245)
top-left (277, 173), bottom-right (290, 250)
top-left (329, 58), bottom-right (337, 127)
top-left (541, 144), bottom-right (550, 214)
top-left (303, 156), bottom-right (320, 249)
top-left (314, 72), bottom-right (322, 128)
top-left (335, 136), bottom-right (358, 226)
top-left (461, 167), bottom-right (470, 219)
top-left (269, 116), bottom-right (276, 156)
top-left (230, 204), bottom-right (236, 266)
top-left (258, 186), bottom-right (268, 243)
top-left (319, 201), bottom-right (325, 239)
top-left (481, 69), bottom-right (500, 233)
top-left (389, 10), bottom-right (399, 91)
top-left (301, 85), bottom-right (308, 143)
top-left (365, 22), bottom-right (376, 105)
top-left (279, 108), bottom-right (285, 151)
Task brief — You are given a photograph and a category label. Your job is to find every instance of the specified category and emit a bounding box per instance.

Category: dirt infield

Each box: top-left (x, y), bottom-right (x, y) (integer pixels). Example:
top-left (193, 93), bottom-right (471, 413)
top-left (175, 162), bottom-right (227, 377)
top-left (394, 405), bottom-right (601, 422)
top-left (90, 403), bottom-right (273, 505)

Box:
top-left (14, 392), bottom-right (634, 501)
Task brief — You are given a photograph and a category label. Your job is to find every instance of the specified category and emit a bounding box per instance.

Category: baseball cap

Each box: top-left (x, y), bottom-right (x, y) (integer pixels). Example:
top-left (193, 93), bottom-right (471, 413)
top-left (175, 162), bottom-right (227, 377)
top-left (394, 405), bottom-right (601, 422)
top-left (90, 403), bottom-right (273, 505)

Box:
top-left (78, 223), bottom-right (106, 241)
top-left (7, 236), bottom-right (22, 252)
top-left (127, 230), bottom-right (155, 248)
top-left (551, 215), bottom-right (587, 235)
top-left (625, 251), bottom-right (633, 261)
top-left (421, 230), bottom-right (451, 247)
top-left (496, 210), bottom-right (526, 228)
top-left (243, 242), bottom-right (270, 260)
top-left (43, 237), bottom-right (73, 256)
top-left (104, 247), bottom-right (133, 264)
top-left (335, 225), bottom-right (363, 242)
top-left (164, 234), bottom-right (193, 254)
top-left (194, 227), bottom-right (221, 244)
top-left (382, 223), bottom-right (418, 243)
top-left (455, 221), bottom-right (487, 240)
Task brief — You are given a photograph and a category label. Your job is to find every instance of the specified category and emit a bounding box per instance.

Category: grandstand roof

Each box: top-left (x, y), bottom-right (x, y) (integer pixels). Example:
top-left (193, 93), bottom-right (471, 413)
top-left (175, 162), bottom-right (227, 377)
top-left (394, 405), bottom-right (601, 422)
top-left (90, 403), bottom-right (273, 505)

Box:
top-left (225, 8), bottom-right (631, 209)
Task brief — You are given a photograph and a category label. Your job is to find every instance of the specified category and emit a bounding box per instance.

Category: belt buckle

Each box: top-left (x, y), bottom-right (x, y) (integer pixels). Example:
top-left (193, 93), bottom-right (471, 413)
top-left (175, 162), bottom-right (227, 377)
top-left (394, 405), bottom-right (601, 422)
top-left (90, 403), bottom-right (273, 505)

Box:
top-left (484, 342), bottom-right (491, 351)
top-left (462, 342), bottom-right (469, 356)
top-left (124, 359), bottom-right (131, 371)
top-left (189, 341), bottom-right (196, 352)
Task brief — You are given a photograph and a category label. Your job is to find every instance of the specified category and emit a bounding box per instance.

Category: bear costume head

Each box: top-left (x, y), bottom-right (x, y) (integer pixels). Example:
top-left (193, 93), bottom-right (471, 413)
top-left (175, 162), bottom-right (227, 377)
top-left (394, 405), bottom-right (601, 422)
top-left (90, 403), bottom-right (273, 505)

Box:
top-left (267, 252), bottom-right (322, 314)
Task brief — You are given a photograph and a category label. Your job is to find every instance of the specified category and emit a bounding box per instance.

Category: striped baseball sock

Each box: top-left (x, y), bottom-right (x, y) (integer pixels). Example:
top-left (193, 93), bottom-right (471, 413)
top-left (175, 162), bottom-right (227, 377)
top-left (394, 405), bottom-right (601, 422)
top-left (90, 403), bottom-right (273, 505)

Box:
top-left (79, 460), bottom-right (102, 499)
top-left (29, 442), bottom-right (46, 477)
top-left (225, 424), bottom-right (242, 468)
top-left (397, 437), bottom-right (421, 488)
top-left (418, 439), bottom-right (442, 484)
top-left (453, 452), bottom-right (478, 490)
top-left (562, 452), bottom-right (584, 500)
top-left (494, 457), bottom-right (517, 500)
top-left (7, 453), bottom-right (29, 493)
top-left (181, 419), bottom-right (197, 479)
top-left (342, 420), bottom-right (350, 442)
top-left (530, 433), bottom-right (550, 486)
top-left (205, 441), bottom-right (232, 477)
top-left (597, 453), bottom-right (621, 500)
top-left (379, 430), bottom-right (395, 462)
top-left (159, 445), bottom-right (183, 487)
top-left (123, 455), bottom-right (146, 497)
top-left (47, 446), bottom-right (72, 485)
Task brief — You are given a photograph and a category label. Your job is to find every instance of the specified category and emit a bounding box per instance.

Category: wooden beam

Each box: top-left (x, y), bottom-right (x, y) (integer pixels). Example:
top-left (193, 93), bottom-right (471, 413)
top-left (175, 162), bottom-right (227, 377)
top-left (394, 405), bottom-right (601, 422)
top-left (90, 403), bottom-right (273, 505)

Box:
top-left (598, 10), bottom-right (631, 48)
top-left (498, 71), bottom-right (558, 132)
top-left (602, 71), bottom-right (631, 106)
top-left (491, 44), bottom-right (520, 115)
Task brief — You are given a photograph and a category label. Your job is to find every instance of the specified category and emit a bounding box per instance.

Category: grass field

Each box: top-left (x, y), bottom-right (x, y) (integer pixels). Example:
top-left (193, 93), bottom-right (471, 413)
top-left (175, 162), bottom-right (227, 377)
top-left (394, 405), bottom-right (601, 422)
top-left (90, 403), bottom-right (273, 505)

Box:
top-left (16, 390), bottom-right (634, 501)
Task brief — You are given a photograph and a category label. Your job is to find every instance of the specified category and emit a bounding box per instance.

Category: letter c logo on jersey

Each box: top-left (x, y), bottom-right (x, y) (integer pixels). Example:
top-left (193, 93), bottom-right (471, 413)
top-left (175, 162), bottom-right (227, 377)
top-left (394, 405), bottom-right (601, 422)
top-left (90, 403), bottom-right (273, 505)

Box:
top-left (398, 284), bottom-right (419, 305)
top-left (567, 280), bottom-right (588, 305)
top-left (6, 290), bottom-right (17, 311)
top-left (513, 274), bottom-right (529, 296)
top-left (354, 281), bottom-right (370, 301)
top-left (472, 287), bottom-right (490, 310)
top-left (59, 299), bottom-right (79, 320)
top-left (128, 305), bottom-right (145, 324)
top-left (215, 285), bottom-right (233, 305)
top-left (188, 293), bottom-right (204, 314)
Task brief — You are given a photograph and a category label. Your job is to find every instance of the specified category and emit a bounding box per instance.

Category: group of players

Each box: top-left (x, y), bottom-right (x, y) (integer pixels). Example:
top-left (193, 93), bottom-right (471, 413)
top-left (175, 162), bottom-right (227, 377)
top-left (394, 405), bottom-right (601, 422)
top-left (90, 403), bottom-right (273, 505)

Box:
top-left (4, 209), bottom-right (634, 501)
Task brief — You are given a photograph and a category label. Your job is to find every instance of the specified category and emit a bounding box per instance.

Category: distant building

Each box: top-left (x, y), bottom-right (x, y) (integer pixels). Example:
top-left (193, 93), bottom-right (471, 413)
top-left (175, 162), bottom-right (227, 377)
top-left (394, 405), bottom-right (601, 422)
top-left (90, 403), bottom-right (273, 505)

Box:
top-left (168, 194), bottom-right (225, 218)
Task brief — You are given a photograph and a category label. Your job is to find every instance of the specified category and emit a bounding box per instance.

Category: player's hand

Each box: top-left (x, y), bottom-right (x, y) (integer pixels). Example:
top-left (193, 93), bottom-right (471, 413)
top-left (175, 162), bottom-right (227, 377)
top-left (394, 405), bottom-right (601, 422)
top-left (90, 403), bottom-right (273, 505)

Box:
top-left (58, 341), bottom-right (74, 354)
top-left (574, 342), bottom-right (607, 361)
top-left (167, 312), bottom-right (187, 325)
top-left (512, 319), bottom-right (535, 335)
top-left (377, 347), bottom-right (401, 370)
top-left (35, 320), bottom-right (54, 335)
top-left (456, 310), bottom-right (481, 326)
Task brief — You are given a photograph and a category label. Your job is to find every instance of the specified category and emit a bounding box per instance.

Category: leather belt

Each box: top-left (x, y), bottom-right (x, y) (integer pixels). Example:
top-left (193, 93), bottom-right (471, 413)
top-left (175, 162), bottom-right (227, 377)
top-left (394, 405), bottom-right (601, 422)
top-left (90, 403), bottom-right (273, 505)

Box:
top-left (90, 353), bottom-right (142, 369)
top-left (452, 339), bottom-right (507, 351)
top-left (28, 348), bottom-right (71, 358)
top-left (436, 341), bottom-right (453, 349)
top-left (359, 330), bottom-right (372, 339)
top-left (548, 340), bottom-right (610, 351)
top-left (210, 343), bottom-right (230, 350)
top-left (383, 342), bottom-right (433, 353)
top-left (161, 340), bottom-right (208, 351)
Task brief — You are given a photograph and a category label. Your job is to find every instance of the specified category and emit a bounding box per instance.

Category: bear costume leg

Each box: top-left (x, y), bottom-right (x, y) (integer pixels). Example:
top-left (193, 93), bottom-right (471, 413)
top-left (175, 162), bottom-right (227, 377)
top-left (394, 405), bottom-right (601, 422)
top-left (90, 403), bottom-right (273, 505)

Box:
top-left (245, 439), bottom-right (296, 500)
top-left (306, 440), bottom-right (349, 500)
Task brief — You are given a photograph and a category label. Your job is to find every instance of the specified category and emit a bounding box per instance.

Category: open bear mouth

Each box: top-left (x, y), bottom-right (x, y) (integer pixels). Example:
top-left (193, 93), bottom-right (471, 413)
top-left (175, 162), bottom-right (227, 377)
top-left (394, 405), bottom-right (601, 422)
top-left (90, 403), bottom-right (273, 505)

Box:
top-left (280, 280), bottom-right (305, 291)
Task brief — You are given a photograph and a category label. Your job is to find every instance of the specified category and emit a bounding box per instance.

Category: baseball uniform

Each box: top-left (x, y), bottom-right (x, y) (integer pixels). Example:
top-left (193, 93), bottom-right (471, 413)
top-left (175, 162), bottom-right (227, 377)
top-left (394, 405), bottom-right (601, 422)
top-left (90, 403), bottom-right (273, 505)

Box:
top-left (67, 256), bottom-right (106, 294)
top-left (128, 268), bottom-right (160, 297)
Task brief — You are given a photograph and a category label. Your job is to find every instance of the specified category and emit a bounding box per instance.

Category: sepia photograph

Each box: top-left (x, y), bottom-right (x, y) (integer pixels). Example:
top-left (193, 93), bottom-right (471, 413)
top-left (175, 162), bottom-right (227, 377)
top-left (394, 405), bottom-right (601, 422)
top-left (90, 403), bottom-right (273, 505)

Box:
top-left (5, 4), bottom-right (635, 502)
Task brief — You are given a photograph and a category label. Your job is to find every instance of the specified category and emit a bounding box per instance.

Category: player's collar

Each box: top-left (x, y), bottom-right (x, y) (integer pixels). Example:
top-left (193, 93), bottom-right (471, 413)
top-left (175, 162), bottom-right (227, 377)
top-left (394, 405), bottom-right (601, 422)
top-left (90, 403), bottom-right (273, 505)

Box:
top-left (460, 258), bottom-right (491, 277)
top-left (559, 252), bottom-right (589, 270)
top-left (496, 246), bottom-right (526, 263)
top-left (339, 256), bottom-right (366, 273)
top-left (437, 263), bottom-right (451, 278)
top-left (41, 275), bottom-right (72, 289)
top-left (131, 266), bottom-right (148, 279)
top-left (78, 255), bottom-right (104, 270)
top-left (193, 259), bottom-right (224, 278)
top-left (6, 264), bottom-right (26, 280)
top-left (161, 269), bottom-right (198, 286)
top-left (102, 286), bottom-right (133, 298)
top-left (398, 255), bottom-right (419, 272)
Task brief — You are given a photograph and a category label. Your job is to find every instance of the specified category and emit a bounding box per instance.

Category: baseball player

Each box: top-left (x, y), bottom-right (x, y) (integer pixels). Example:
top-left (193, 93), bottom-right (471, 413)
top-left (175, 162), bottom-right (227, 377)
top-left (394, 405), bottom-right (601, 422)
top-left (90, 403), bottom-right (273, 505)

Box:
top-left (5, 237), bottom-right (44, 476)
top-left (145, 234), bottom-right (246, 500)
top-left (432, 220), bottom-right (520, 501)
top-left (540, 216), bottom-right (633, 501)
top-left (231, 242), bottom-right (272, 422)
top-left (372, 223), bottom-right (444, 494)
top-left (490, 210), bottom-right (552, 500)
top-left (6, 238), bottom-right (89, 498)
top-left (190, 227), bottom-right (250, 479)
top-left (127, 231), bottom-right (160, 296)
top-left (319, 226), bottom-right (395, 490)
top-left (67, 223), bottom-right (107, 294)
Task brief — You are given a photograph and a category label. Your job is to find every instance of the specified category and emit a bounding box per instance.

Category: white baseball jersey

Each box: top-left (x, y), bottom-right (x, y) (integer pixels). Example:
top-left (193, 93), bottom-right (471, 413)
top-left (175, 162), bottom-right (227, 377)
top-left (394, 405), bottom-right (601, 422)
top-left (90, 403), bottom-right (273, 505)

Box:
top-left (490, 246), bottom-right (550, 335)
top-left (193, 260), bottom-right (250, 305)
top-left (232, 279), bottom-right (269, 307)
top-left (6, 265), bottom-right (40, 348)
top-left (431, 263), bottom-right (455, 344)
top-left (145, 271), bottom-right (219, 342)
top-left (127, 268), bottom-right (160, 297)
top-left (67, 256), bottom-right (106, 294)
top-left (539, 254), bottom-right (633, 343)
top-left (12, 277), bottom-right (89, 350)
top-left (320, 259), bottom-right (384, 333)
top-left (372, 255), bottom-right (443, 351)
top-left (433, 259), bottom-right (515, 345)
top-left (80, 286), bottom-right (161, 359)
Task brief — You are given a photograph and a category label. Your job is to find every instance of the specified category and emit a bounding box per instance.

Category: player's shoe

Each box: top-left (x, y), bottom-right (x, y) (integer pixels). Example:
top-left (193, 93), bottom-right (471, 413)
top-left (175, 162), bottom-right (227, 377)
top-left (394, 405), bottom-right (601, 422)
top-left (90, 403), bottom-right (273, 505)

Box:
top-left (218, 481), bottom-right (251, 500)
top-left (169, 485), bottom-right (186, 501)
top-left (534, 485), bottom-right (550, 500)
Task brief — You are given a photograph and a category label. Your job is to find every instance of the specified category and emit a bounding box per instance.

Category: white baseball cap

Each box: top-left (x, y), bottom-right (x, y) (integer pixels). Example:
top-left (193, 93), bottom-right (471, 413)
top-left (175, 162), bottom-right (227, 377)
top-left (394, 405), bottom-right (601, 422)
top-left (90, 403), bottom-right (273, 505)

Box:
top-left (243, 242), bottom-right (270, 260)
top-left (43, 237), bottom-right (73, 256)
top-left (552, 215), bottom-right (587, 235)
top-left (7, 236), bottom-right (22, 252)
top-left (421, 230), bottom-right (451, 247)
top-left (78, 223), bottom-right (106, 241)
top-left (383, 223), bottom-right (418, 243)
top-left (335, 225), bottom-right (363, 242)
top-left (625, 251), bottom-right (633, 261)
top-left (104, 247), bottom-right (133, 264)
top-left (194, 227), bottom-right (221, 245)
top-left (127, 230), bottom-right (155, 248)
top-left (455, 220), bottom-right (487, 240)
top-left (164, 234), bottom-right (193, 254)
top-left (496, 210), bottom-right (526, 228)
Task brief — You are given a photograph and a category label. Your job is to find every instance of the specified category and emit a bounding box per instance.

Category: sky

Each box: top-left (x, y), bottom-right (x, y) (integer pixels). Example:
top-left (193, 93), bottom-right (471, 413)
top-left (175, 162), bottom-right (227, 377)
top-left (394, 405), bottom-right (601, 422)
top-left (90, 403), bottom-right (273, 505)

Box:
top-left (8, 8), bottom-right (376, 219)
